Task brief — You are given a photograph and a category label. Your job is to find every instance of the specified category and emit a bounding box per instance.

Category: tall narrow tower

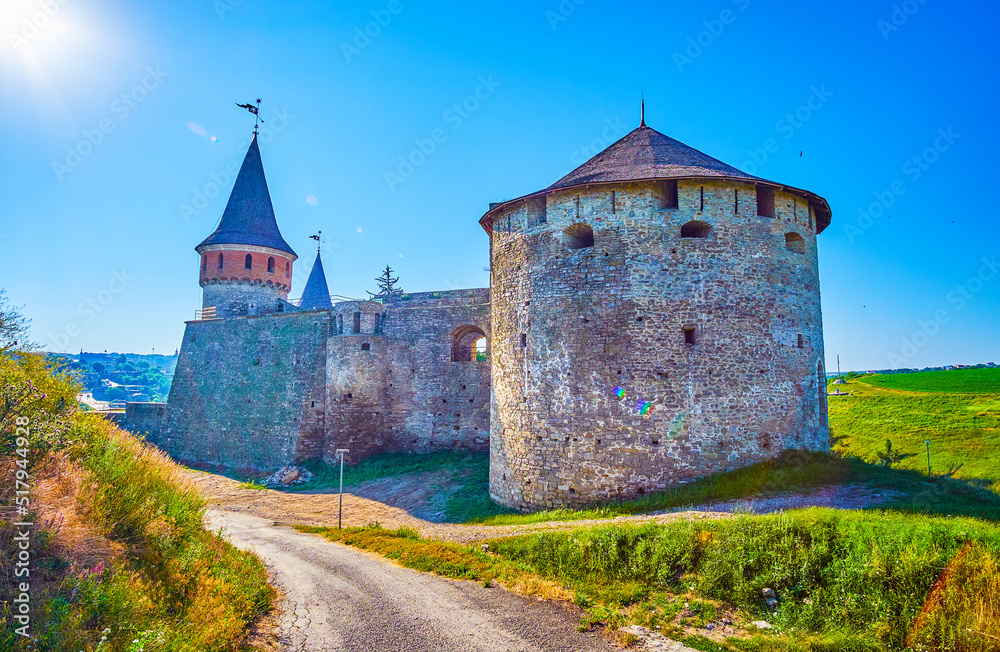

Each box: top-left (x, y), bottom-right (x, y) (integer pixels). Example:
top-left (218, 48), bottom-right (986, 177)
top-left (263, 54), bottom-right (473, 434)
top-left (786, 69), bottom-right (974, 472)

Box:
top-left (196, 135), bottom-right (297, 317)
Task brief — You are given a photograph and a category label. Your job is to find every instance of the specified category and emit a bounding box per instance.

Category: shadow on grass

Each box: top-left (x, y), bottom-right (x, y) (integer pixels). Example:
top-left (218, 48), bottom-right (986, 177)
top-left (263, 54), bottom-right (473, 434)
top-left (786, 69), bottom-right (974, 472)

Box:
top-left (478, 451), bottom-right (1000, 526)
top-left (218, 449), bottom-right (1000, 526)
top-left (288, 451), bottom-right (515, 523)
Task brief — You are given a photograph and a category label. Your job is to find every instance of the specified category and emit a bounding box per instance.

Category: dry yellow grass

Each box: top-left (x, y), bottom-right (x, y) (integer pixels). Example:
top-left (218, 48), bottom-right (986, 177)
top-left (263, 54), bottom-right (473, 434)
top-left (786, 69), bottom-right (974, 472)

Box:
top-left (908, 541), bottom-right (1000, 652)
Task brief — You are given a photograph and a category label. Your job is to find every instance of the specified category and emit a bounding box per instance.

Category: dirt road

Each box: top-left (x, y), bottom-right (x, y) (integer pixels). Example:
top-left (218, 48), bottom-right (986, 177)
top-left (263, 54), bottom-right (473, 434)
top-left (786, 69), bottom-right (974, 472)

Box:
top-left (207, 509), bottom-right (621, 652)
top-left (187, 470), bottom-right (896, 544)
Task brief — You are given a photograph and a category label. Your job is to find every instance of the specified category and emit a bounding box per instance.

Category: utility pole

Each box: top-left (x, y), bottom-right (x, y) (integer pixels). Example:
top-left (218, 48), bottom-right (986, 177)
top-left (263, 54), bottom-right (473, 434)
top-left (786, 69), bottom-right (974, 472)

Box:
top-left (337, 449), bottom-right (350, 529)
top-left (923, 441), bottom-right (931, 477)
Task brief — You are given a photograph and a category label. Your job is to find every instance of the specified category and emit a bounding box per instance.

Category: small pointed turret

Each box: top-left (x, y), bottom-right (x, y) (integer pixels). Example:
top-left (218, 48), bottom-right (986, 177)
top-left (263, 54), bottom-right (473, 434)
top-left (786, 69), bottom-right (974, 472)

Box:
top-left (299, 251), bottom-right (332, 310)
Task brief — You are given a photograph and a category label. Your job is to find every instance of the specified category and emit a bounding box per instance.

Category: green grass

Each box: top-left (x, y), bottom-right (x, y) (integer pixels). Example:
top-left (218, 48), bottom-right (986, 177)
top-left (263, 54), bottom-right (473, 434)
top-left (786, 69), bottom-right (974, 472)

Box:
top-left (859, 367), bottom-right (1000, 394)
top-left (475, 450), bottom-right (1000, 526)
top-left (293, 450), bottom-right (484, 489)
top-left (829, 377), bottom-right (1000, 493)
top-left (300, 510), bottom-right (1000, 652)
top-left (1, 414), bottom-right (273, 651)
top-left (488, 510), bottom-right (1000, 651)
top-left (299, 523), bottom-right (506, 582)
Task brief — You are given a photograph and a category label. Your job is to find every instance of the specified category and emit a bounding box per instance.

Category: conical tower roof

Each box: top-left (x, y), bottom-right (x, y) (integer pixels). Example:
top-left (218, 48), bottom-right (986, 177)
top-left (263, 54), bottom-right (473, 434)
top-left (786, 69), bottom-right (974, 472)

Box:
top-left (299, 250), bottom-right (332, 310)
top-left (480, 122), bottom-right (831, 234)
top-left (197, 135), bottom-right (296, 256)
top-left (548, 125), bottom-right (759, 189)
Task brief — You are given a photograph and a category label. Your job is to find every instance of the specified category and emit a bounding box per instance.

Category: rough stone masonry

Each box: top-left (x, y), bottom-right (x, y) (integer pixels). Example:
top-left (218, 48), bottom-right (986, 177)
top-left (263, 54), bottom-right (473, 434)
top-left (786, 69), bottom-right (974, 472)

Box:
top-left (129, 117), bottom-right (832, 513)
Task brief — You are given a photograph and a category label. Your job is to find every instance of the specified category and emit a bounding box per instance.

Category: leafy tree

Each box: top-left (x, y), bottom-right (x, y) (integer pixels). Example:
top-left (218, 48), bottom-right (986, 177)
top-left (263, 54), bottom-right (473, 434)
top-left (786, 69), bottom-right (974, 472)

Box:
top-left (0, 298), bottom-right (79, 467)
top-left (92, 362), bottom-right (106, 375)
top-left (367, 265), bottom-right (404, 299)
top-left (0, 289), bottom-right (34, 354)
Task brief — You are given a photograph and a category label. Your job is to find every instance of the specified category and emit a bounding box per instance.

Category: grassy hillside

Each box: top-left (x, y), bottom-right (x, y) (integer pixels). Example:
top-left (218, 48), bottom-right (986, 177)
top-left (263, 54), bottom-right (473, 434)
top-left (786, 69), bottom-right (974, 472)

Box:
top-left (861, 367), bottom-right (1000, 394)
top-left (1, 351), bottom-right (273, 651)
top-left (828, 373), bottom-right (1000, 493)
top-left (490, 511), bottom-right (1000, 651)
top-left (304, 509), bottom-right (1000, 652)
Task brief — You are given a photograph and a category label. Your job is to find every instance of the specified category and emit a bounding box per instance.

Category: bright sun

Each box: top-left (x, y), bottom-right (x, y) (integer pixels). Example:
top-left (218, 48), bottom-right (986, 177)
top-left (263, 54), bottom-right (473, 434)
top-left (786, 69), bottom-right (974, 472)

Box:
top-left (0, 0), bottom-right (117, 114)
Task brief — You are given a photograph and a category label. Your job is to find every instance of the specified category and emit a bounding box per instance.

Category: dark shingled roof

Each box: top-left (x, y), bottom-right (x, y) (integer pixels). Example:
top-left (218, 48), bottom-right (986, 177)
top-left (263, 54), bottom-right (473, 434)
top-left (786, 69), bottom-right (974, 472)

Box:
top-left (480, 123), bottom-right (832, 234)
top-left (548, 125), bottom-right (760, 189)
top-left (197, 135), bottom-right (296, 256)
top-left (299, 251), bottom-right (332, 310)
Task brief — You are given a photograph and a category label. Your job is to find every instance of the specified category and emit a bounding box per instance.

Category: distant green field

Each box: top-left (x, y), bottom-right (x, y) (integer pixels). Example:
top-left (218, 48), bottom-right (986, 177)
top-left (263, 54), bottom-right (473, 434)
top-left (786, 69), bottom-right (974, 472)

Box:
top-left (861, 367), bottom-right (1000, 394)
top-left (828, 373), bottom-right (1000, 493)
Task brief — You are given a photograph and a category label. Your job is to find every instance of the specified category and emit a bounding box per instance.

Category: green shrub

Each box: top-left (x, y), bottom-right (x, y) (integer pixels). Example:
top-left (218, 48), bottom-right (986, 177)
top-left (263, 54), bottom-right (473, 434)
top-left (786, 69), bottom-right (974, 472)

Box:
top-left (490, 509), bottom-right (1000, 650)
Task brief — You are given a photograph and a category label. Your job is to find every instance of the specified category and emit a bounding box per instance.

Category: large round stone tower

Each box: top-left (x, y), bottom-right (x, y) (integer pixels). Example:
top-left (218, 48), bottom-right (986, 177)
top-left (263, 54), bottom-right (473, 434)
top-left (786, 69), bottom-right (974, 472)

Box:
top-left (482, 120), bottom-right (833, 512)
top-left (195, 135), bottom-right (297, 318)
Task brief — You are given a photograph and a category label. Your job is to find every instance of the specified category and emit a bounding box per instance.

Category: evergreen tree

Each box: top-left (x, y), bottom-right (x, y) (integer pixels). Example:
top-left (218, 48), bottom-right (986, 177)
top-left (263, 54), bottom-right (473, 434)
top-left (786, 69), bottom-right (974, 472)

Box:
top-left (367, 266), bottom-right (403, 298)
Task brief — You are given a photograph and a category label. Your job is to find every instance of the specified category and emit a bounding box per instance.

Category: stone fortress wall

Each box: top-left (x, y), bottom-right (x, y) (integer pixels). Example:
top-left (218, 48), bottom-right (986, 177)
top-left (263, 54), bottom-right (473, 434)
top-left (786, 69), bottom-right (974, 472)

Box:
top-left (487, 180), bottom-right (828, 511)
top-left (132, 120), bottom-right (833, 513)
top-left (146, 288), bottom-right (490, 472)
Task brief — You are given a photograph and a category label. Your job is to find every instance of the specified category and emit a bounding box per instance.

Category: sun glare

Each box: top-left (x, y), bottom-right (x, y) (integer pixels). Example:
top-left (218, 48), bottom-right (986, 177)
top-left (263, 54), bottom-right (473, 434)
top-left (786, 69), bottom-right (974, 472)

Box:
top-left (1, 0), bottom-right (131, 128)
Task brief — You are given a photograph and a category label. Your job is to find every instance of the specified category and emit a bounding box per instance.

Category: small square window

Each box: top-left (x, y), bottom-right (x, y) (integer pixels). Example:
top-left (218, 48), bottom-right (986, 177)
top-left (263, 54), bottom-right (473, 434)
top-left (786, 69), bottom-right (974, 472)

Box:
top-left (683, 326), bottom-right (697, 346)
top-left (361, 343), bottom-right (371, 351)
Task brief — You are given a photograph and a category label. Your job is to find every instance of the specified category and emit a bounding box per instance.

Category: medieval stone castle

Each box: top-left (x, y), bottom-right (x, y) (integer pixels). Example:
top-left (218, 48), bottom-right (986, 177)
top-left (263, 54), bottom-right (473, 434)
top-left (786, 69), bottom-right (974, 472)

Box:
top-left (136, 116), bottom-right (832, 512)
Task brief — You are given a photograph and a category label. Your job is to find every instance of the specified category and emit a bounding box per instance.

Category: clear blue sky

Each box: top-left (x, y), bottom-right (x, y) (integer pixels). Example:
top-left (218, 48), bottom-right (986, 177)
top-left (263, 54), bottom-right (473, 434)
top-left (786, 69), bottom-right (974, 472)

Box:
top-left (2, 0), bottom-right (998, 371)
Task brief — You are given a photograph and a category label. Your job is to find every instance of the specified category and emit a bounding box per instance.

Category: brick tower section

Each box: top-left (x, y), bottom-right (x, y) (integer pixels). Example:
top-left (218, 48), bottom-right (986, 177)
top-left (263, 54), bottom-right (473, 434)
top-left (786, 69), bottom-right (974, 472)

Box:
top-left (196, 244), bottom-right (294, 317)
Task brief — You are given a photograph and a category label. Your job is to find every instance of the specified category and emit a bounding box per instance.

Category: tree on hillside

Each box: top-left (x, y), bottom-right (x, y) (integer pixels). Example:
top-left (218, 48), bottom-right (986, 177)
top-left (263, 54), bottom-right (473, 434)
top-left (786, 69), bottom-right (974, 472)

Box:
top-left (0, 289), bottom-right (35, 354)
top-left (367, 265), bottom-right (404, 299)
top-left (0, 298), bottom-right (78, 461)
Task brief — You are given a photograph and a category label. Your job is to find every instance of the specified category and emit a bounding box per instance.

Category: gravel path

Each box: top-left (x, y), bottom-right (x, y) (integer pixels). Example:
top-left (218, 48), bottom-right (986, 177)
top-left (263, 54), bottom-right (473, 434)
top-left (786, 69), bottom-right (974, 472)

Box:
top-left (207, 509), bottom-right (626, 652)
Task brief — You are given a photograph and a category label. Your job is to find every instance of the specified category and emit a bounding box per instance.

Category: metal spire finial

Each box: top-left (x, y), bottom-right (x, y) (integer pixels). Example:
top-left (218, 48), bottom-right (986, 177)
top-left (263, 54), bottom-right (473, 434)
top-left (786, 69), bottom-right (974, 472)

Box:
top-left (640, 93), bottom-right (646, 127)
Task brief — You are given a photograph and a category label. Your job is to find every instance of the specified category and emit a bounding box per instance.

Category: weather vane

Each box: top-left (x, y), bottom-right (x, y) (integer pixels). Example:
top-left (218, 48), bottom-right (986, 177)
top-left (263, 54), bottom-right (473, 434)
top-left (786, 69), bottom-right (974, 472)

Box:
top-left (236, 98), bottom-right (264, 135)
top-left (310, 231), bottom-right (321, 252)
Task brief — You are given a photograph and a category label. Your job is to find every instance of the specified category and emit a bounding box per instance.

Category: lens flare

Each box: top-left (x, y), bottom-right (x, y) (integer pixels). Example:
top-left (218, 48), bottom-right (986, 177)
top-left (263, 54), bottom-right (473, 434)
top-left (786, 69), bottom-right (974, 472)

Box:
top-left (613, 386), bottom-right (625, 399)
top-left (634, 399), bottom-right (652, 415)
